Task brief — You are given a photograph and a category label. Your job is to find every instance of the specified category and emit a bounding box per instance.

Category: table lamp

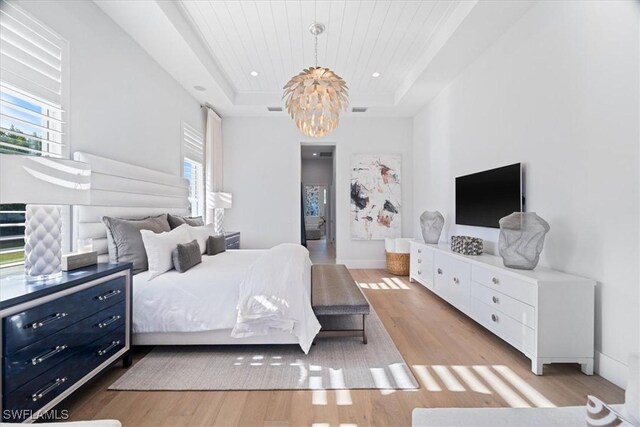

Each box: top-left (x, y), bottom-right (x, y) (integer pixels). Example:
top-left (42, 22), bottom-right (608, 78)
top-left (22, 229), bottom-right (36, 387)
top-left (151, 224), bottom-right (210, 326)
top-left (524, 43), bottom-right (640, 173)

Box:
top-left (207, 192), bottom-right (232, 234)
top-left (0, 154), bottom-right (91, 281)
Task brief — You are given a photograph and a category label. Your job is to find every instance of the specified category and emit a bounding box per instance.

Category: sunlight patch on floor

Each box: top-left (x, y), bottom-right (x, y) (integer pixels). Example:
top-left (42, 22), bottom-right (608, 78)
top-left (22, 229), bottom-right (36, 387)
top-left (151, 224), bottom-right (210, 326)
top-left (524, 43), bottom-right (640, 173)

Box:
top-left (473, 365), bottom-right (530, 408)
top-left (357, 277), bottom-right (411, 290)
top-left (493, 365), bottom-right (555, 407)
top-left (432, 365), bottom-right (466, 392)
top-left (452, 365), bottom-right (491, 395)
top-left (411, 364), bottom-right (556, 408)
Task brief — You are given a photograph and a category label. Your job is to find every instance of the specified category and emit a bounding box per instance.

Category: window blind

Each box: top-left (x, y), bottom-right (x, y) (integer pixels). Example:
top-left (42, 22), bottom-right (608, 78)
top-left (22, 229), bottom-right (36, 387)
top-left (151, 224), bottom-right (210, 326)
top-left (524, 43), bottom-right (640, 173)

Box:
top-left (0, 1), bottom-right (67, 269)
top-left (0, 0), bottom-right (66, 158)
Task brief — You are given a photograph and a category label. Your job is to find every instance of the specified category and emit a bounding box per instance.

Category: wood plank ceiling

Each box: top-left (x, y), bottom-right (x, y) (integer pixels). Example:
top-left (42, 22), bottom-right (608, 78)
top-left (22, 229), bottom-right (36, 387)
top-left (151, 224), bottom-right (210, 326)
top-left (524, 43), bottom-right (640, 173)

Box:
top-left (179, 1), bottom-right (460, 97)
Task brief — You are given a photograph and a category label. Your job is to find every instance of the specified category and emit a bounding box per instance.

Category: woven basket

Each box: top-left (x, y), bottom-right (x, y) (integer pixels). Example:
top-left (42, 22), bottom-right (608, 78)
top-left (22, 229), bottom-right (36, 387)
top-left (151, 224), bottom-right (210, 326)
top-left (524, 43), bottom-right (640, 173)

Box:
top-left (386, 251), bottom-right (410, 276)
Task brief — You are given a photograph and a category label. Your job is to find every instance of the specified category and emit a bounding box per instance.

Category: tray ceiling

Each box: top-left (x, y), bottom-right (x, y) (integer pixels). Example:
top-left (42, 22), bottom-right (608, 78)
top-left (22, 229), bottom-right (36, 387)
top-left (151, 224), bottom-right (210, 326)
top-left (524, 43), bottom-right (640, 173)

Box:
top-left (95, 0), bottom-right (534, 116)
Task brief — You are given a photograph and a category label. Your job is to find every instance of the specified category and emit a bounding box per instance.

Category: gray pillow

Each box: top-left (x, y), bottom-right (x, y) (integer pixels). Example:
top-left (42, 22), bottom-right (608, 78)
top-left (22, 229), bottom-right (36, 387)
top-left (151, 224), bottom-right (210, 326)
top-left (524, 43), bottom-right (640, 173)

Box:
top-left (172, 239), bottom-right (202, 273)
top-left (167, 214), bottom-right (204, 229)
top-left (102, 214), bottom-right (171, 274)
top-left (207, 235), bottom-right (226, 256)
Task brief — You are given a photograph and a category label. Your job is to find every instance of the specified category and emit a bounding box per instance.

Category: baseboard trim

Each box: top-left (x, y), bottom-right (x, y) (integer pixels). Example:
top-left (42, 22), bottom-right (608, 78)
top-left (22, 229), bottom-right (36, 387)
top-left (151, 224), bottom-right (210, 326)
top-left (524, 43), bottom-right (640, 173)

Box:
top-left (595, 351), bottom-right (628, 389)
top-left (336, 259), bottom-right (386, 269)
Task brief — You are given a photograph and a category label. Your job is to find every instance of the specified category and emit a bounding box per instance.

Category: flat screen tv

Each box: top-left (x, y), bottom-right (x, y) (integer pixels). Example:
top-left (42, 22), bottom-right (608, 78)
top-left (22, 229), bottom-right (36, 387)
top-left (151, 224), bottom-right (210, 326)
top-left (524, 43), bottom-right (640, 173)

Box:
top-left (455, 163), bottom-right (523, 228)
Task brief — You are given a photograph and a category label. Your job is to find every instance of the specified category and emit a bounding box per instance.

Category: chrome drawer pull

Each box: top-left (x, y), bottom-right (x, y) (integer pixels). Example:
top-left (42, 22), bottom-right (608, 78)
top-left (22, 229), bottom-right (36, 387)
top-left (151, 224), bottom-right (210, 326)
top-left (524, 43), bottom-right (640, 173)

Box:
top-left (492, 296), bottom-right (499, 304)
top-left (453, 277), bottom-right (459, 284)
top-left (418, 249), bottom-right (422, 254)
top-left (492, 277), bottom-right (499, 285)
top-left (491, 314), bottom-right (499, 323)
top-left (97, 315), bottom-right (121, 328)
top-left (417, 270), bottom-right (422, 275)
top-left (437, 268), bottom-right (443, 275)
top-left (97, 289), bottom-right (121, 301)
top-left (417, 259), bottom-right (422, 264)
top-left (31, 377), bottom-right (67, 402)
top-left (31, 345), bottom-right (68, 365)
top-left (28, 312), bottom-right (68, 330)
top-left (98, 340), bottom-right (121, 356)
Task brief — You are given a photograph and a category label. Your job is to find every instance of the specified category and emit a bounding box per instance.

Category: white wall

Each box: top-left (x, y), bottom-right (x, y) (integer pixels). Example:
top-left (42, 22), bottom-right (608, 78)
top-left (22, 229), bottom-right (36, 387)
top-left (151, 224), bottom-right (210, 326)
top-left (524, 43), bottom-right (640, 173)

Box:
top-left (223, 116), bottom-right (412, 267)
top-left (412, 1), bottom-right (639, 387)
top-left (15, 0), bottom-right (205, 175)
top-left (302, 158), bottom-right (333, 185)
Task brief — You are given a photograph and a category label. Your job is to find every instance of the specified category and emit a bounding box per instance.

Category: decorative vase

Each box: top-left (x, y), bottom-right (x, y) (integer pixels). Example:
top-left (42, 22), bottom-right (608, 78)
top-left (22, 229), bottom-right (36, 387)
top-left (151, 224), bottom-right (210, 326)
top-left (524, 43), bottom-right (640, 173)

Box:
top-left (499, 212), bottom-right (550, 270)
top-left (420, 210), bottom-right (444, 244)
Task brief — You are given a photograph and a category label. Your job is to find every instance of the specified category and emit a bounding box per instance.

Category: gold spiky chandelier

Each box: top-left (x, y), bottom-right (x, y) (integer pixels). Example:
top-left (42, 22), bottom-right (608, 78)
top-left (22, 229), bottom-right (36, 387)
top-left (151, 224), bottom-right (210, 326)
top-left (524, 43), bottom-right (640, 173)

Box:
top-left (283, 21), bottom-right (348, 138)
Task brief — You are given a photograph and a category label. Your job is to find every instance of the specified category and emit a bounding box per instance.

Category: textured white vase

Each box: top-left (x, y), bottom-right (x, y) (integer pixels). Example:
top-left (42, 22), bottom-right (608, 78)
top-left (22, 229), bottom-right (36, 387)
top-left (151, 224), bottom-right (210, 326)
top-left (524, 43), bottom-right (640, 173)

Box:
top-left (499, 212), bottom-right (550, 270)
top-left (24, 204), bottom-right (62, 280)
top-left (420, 211), bottom-right (444, 244)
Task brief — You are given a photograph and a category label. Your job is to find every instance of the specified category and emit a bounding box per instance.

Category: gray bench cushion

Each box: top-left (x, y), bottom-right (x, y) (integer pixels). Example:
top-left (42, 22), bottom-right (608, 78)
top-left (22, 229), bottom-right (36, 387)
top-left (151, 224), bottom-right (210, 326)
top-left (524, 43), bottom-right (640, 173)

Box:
top-left (312, 264), bottom-right (370, 315)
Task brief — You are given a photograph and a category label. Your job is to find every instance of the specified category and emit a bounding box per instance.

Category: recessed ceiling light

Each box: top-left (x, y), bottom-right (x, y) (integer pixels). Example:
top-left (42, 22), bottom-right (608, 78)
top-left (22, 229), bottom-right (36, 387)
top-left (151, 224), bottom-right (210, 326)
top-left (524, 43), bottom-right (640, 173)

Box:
top-left (250, 71), bottom-right (259, 77)
top-left (313, 153), bottom-right (318, 156)
top-left (372, 72), bottom-right (380, 78)
top-left (193, 85), bottom-right (206, 91)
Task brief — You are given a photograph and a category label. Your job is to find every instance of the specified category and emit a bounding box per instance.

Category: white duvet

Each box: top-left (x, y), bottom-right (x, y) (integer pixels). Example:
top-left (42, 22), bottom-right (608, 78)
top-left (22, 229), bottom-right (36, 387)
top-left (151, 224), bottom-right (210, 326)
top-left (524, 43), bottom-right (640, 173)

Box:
top-left (231, 243), bottom-right (321, 353)
top-left (132, 245), bottom-right (320, 353)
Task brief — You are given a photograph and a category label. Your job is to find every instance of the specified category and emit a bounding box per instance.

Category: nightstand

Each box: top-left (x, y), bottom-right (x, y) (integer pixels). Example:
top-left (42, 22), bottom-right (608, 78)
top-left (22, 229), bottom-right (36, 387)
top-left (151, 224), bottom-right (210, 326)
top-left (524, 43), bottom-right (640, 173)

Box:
top-left (0, 262), bottom-right (132, 422)
top-left (224, 232), bottom-right (241, 249)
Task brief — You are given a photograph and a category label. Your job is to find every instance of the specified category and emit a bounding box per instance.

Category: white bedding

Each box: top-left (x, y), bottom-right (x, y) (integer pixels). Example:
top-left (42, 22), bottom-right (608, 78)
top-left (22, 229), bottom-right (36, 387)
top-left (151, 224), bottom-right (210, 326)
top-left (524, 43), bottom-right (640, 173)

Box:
top-left (132, 246), bottom-right (319, 353)
top-left (132, 250), bottom-right (266, 334)
top-left (232, 243), bottom-right (321, 353)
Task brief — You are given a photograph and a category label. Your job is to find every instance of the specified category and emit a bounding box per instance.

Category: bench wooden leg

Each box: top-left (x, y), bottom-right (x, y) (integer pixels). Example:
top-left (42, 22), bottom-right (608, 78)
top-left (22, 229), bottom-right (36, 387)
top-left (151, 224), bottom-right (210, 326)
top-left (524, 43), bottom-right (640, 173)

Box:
top-left (363, 314), bottom-right (367, 344)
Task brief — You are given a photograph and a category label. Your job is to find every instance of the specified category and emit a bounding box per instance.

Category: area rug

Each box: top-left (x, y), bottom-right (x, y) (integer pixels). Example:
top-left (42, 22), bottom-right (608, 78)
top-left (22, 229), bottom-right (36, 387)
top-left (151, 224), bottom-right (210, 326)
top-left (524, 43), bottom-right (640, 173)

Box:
top-left (110, 309), bottom-right (418, 391)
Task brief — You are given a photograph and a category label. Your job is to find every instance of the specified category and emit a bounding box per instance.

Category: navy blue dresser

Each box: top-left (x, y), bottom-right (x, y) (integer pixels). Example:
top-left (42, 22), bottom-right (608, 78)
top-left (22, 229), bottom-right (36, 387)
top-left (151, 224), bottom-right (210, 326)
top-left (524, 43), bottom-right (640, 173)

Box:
top-left (0, 263), bottom-right (132, 422)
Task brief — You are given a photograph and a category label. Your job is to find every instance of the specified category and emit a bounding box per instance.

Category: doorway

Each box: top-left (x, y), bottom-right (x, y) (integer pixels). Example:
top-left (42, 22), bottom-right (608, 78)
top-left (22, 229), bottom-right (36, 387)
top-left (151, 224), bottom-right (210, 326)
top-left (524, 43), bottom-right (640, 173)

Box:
top-left (301, 144), bottom-right (336, 264)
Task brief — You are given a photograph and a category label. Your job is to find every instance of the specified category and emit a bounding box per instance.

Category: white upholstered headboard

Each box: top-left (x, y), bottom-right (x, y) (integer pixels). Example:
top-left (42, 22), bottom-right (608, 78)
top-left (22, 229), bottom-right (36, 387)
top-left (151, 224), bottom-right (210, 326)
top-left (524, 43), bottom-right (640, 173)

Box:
top-left (72, 152), bottom-right (190, 263)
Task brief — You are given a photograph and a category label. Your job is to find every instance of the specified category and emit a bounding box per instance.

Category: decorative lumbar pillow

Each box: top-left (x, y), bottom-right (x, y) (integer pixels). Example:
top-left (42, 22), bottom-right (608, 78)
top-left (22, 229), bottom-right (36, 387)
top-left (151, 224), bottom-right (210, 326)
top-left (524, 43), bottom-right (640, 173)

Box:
top-left (186, 223), bottom-right (218, 254)
top-left (586, 395), bottom-right (633, 427)
top-left (172, 239), bottom-right (202, 273)
top-left (140, 224), bottom-right (191, 280)
top-left (102, 214), bottom-right (171, 274)
top-left (167, 213), bottom-right (204, 229)
top-left (207, 235), bottom-right (226, 256)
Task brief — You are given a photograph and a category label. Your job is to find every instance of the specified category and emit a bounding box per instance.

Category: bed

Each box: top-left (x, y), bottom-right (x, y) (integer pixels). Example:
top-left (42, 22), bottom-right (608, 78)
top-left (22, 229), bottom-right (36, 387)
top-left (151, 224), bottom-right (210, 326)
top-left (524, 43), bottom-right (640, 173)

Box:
top-left (72, 152), bottom-right (318, 351)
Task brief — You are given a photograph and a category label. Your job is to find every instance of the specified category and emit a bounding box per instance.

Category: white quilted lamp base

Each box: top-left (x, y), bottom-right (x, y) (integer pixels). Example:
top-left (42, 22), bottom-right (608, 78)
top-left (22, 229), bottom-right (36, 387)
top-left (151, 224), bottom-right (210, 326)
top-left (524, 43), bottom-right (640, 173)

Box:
top-left (24, 204), bottom-right (62, 281)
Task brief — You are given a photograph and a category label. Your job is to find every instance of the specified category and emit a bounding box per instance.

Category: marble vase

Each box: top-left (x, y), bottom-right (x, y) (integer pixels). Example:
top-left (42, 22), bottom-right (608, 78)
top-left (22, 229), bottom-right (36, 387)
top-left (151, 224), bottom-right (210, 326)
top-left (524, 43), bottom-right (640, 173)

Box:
top-left (498, 212), bottom-right (550, 270)
top-left (420, 211), bottom-right (444, 244)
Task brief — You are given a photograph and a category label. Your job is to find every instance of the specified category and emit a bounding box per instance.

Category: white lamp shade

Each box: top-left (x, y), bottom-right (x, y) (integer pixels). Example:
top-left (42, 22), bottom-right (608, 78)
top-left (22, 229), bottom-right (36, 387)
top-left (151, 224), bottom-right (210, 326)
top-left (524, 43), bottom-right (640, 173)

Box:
top-left (207, 192), bottom-right (232, 209)
top-left (0, 154), bottom-right (91, 205)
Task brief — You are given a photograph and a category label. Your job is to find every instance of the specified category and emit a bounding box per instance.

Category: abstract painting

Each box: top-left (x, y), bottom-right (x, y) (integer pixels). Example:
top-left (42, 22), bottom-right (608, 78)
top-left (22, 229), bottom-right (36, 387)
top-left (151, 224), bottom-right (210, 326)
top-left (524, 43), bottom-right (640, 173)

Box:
top-left (351, 154), bottom-right (401, 240)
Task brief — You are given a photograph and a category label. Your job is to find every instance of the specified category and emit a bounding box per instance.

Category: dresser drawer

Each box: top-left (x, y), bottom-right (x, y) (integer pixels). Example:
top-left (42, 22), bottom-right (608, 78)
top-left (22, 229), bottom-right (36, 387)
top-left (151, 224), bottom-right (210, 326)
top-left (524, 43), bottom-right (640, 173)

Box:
top-left (471, 282), bottom-right (535, 329)
top-left (471, 265), bottom-right (536, 306)
top-left (3, 301), bottom-right (125, 394)
top-left (471, 300), bottom-right (535, 354)
top-left (3, 327), bottom-right (125, 422)
top-left (412, 245), bottom-right (434, 287)
top-left (3, 276), bottom-right (126, 355)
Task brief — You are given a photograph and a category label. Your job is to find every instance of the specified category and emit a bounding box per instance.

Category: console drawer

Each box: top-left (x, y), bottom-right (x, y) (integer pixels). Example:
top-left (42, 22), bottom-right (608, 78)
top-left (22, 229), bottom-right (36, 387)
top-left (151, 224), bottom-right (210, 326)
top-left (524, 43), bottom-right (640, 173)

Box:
top-left (3, 328), bottom-right (125, 422)
top-left (3, 301), bottom-right (125, 394)
top-left (471, 299), bottom-right (535, 354)
top-left (3, 276), bottom-right (126, 355)
top-left (471, 265), bottom-right (536, 306)
top-left (471, 282), bottom-right (535, 329)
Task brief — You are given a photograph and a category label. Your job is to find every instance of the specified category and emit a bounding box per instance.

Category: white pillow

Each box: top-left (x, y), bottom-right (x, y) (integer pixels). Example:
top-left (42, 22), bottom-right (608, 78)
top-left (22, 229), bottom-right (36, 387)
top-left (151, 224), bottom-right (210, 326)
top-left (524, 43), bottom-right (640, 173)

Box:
top-left (141, 224), bottom-right (192, 280)
top-left (187, 223), bottom-right (218, 254)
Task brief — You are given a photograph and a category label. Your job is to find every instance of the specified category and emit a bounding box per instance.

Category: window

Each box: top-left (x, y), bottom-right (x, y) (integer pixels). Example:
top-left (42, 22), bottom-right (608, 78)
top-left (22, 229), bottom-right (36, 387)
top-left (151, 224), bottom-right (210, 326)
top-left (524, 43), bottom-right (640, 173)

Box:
top-left (182, 123), bottom-right (204, 217)
top-left (0, 2), bottom-right (67, 269)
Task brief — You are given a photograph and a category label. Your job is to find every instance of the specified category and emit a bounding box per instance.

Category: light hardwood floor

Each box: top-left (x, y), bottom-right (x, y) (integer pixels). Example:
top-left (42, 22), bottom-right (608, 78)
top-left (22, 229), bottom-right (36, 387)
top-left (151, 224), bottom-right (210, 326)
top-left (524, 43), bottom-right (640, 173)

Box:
top-left (307, 238), bottom-right (336, 264)
top-left (58, 269), bottom-right (623, 426)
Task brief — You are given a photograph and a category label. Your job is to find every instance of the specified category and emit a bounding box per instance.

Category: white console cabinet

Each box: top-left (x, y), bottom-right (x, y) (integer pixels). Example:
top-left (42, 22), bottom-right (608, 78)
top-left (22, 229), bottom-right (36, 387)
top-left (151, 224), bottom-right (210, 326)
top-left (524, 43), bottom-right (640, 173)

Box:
top-left (409, 241), bottom-right (595, 375)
